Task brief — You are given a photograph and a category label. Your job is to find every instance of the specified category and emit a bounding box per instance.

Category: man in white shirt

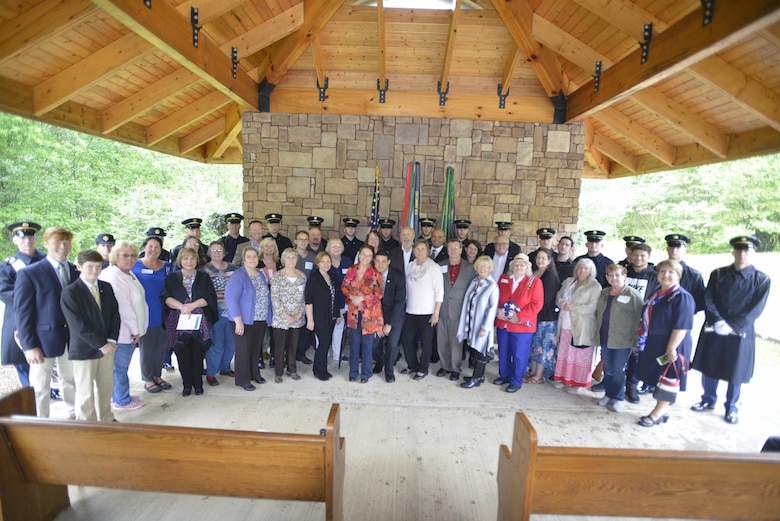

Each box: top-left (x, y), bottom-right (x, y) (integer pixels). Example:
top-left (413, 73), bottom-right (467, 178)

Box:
top-left (490, 237), bottom-right (511, 281)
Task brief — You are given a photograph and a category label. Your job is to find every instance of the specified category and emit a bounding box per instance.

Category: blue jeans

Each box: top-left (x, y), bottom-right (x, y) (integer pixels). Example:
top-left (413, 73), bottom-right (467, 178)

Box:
top-left (496, 328), bottom-right (533, 387)
top-left (14, 363), bottom-right (30, 387)
top-left (349, 314), bottom-right (374, 380)
top-left (702, 374), bottom-right (742, 413)
top-left (112, 342), bottom-right (137, 405)
top-left (601, 347), bottom-right (632, 401)
top-left (206, 316), bottom-right (235, 376)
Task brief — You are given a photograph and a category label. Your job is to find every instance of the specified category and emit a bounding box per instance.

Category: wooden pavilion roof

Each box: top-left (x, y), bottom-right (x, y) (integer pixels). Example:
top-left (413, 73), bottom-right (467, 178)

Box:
top-left (1, 0), bottom-right (779, 178)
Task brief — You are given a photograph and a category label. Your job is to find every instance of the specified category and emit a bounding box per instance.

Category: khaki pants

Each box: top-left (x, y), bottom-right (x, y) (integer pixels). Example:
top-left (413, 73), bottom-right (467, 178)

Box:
top-left (28, 354), bottom-right (75, 418)
top-left (72, 353), bottom-right (116, 422)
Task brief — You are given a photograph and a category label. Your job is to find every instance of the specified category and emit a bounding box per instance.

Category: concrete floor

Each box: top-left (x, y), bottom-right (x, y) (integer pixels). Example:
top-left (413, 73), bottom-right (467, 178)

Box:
top-left (38, 339), bottom-right (779, 521)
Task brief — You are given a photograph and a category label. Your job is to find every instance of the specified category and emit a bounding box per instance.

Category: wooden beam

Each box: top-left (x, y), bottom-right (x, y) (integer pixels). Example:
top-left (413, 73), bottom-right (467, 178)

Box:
top-left (632, 88), bottom-right (728, 158)
top-left (92, 0), bottom-right (258, 110)
top-left (594, 107), bottom-right (676, 166)
top-left (377, 0), bottom-right (386, 86)
top-left (488, 0), bottom-right (568, 97)
top-left (532, 13), bottom-right (606, 73)
top-left (175, 0), bottom-right (248, 25)
top-left (263, 0), bottom-right (349, 84)
top-left (567, 0), bottom-right (780, 121)
top-left (311, 36), bottom-right (326, 89)
top-left (101, 68), bottom-right (201, 134)
top-left (570, 0), bottom-right (665, 41)
top-left (689, 56), bottom-right (780, 133)
top-left (33, 33), bottom-right (152, 116)
top-left (179, 117), bottom-right (226, 154)
top-left (759, 23), bottom-right (780, 47)
top-left (583, 120), bottom-right (612, 175)
top-left (500, 46), bottom-right (524, 95)
top-left (146, 90), bottom-right (231, 146)
top-left (440, 0), bottom-right (463, 90)
top-left (270, 87), bottom-right (554, 123)
top-left (0, 0), bottom-right (95, 67)
top-left (206, 104), bottom-right (243, 159)
top-left (219, 4), bottom-right (304, 58)
top-left (593, 133), bottom-right (638, 173)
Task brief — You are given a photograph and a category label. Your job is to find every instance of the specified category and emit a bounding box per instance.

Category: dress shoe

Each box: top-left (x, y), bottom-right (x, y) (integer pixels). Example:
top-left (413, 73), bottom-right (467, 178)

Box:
top-left (241, 383), bottom-right (256, 391)
top-left (590, 382), bottom-right (605, 392)
top-left (219, 370), bottom-right (235, 377)
top-left (206, 376), bottom-right (219, 386)
top-left (725, 410), bottom-right (739, 424)
top-left (373, 364), bottom-right (383, 374)
top-left (461, 376), bottom-right (484, 389)
top-left (254, 376), bottom-right (267, 384)
top-left (625, 387), bottom-right (640, 404)
top-left (258, 359), bottom-right (265, 369)
top-left (341, 355), bottom-right (351, 362)
top-left (163, 362), bottom-right (174, 372)
top-left (400, 368), bottom-right (413, 375)
top-left (287, 372), bottom-right (301, 380)
top-left (449, 372), bottom-right (460, 381)
top-left (436, 368), bottom-right (448, 377)
top-left (274, 375), bottom-right (283, 383)
top-left (638, 414), bottom-right (670, 427)
top-left (316, 374), bottom-right (331, 381)
top-left (691, 401), bottom-right (716, 412)
top-left (638, 385), bottom-right (655, 395)
top-left (349, 377), bottom-right (357, 382)
top-left (269, 357), bottom-right (275, 368)
top-left (297, 355), bottom-right (313, 365)
top-left (413, 372), bottom-right (427, 380)
top-left (493, 377), bottom-right (508, 386)
top-left (194, 388), bottom-right (204, 396)
top-left (505, 384), bottom-right (520, 393)
top-left (386, 374), bottom-right (396, 383)
top-left (360, 378), bottom-right (368, 383)
top-left (181, 387), bottom-right (192, 397)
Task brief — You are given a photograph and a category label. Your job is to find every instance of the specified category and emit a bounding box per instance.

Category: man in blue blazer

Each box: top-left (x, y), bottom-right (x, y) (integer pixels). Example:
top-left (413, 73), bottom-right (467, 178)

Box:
top-left (61, 250), bottom-right (120, 422)
top-left (372, 250), bottom-right (406, 383)
top-left (14, 227), bottom-right (78, 418)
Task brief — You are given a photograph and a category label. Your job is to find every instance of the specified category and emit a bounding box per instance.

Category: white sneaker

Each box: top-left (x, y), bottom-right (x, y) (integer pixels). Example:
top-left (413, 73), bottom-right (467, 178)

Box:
top-left (566, 386), bottom-right (583, 395)
top-left (552, 381), bottom-right (565, 389)
top-left (598, 395), bottom-right (612, 407)
top-left (611, 400), bottom-right (625, 413)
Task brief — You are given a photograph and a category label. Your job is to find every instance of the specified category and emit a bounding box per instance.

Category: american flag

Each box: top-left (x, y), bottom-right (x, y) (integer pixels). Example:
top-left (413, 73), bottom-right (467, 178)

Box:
top-left (369, 166), bottom-right (381, 230)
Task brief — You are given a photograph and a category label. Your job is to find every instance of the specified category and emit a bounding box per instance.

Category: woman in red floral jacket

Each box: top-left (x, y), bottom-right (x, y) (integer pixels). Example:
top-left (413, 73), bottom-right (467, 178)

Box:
top-left (494, 253), bottom-right (544, 393)
top-left (342, 245), bottom-right (384, 383)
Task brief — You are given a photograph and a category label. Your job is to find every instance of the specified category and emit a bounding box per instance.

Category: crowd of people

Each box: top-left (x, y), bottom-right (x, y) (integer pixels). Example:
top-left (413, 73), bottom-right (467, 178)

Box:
top-left (0, 215), bottom-right (770, 428)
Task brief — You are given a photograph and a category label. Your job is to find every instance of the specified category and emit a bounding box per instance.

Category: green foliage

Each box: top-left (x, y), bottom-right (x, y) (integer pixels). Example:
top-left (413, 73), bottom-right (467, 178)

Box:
top-left (580, 153), bottom-right (780, 253)
top-left (0, 113), bottom-right (242, 259)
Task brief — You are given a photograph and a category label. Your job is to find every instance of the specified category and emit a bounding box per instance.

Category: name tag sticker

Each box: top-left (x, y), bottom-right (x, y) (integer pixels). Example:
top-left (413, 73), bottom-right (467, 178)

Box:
top-left (141, 268), bottom-right (153, 274)
top-left (617, 295), bottom-right (631, 304)
top-left (305, 262), bottom-right (313, 270)
top-left (440, 265), bottom-right (448, 274)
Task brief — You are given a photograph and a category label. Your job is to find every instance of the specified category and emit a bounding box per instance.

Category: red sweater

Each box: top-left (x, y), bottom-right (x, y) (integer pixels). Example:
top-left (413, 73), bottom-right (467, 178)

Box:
top-left (495, 274), bottom-right (544, 333)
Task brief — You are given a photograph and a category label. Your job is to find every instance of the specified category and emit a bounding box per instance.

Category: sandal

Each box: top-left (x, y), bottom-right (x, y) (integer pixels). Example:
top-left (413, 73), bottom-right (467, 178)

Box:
top-left (144, 383), bottom-right (163, 394)
top-left (637, 414), bottom-right (670, 427)
top-left (523, 376), bottom-right (544, 384)
top-left (155, 379), bottom-right (172, 390)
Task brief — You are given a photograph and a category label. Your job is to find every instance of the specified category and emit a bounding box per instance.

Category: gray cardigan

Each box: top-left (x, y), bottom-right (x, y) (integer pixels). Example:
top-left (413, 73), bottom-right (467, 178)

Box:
top-left (593, 285), bottom-right (644, 349)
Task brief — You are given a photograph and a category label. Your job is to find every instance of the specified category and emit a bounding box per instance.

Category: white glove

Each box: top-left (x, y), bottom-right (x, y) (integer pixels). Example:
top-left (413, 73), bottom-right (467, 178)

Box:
top-left (713, 320), bottom-right (734, 336)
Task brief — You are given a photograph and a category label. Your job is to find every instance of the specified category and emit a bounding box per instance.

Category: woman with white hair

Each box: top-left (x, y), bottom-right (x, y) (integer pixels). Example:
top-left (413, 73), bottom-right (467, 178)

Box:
top-left (458, 256), bottom-right (499, 388)
top-left (553, 258), bottom-right (602, 393)
top-left (492, 253), bottom-right (543, 393)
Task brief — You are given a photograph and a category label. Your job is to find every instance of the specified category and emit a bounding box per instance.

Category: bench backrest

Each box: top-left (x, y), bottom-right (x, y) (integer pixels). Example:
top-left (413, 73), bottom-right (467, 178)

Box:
top-left (498, 412), bottom-right (780, 521)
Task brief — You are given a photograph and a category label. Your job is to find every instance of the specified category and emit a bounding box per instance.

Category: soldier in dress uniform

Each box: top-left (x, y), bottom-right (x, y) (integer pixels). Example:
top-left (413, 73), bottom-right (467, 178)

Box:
top-left (263, 213), bottom-right (293, 254)
top-left (691, 236), bottom-right (770, 425)
top-left (484, 222), bottom-right (521, 259)
top-left (574, 230), bottom-right (614, 288)
top-left (341, 217), bottom-right (363, 261)
top-left (419, 218), bottom-right (436, 243)
top-left (1, 221), bottom-right (45, 386)
top-left (221, 213), bottom-right (248, 263)
top-left (95, 233), bottom-right (115, 268)
top-left (170, 218), bottom-right (209, 263)
top-left (454, 219), bottom-right (471, 244)
top-left (378, 218), bottom-right (399, 250)
top-left (665, 233), bottom-right (705, 312)
top-left (528, 228), bottom-right (557, 266)
top-left (139, 227), bottom-right (171, 262)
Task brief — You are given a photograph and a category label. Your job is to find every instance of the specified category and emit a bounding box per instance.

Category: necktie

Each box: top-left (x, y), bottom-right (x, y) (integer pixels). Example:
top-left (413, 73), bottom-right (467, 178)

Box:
top-left (58, 263), bottom-right (69, 287)
top-left (91, 284), bottom-right (101, 310)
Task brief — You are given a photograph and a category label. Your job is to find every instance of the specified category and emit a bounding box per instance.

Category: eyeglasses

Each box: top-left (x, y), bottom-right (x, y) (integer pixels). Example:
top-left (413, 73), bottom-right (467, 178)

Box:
top-left (210, 249), bottom-right (224, 253)
top-left (118, 253), bottom-right (137, 258)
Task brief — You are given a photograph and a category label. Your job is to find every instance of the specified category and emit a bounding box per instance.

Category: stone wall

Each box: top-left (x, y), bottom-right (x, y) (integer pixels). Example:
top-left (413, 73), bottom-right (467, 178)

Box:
top-left (242, 113), bottom-right (583, 252)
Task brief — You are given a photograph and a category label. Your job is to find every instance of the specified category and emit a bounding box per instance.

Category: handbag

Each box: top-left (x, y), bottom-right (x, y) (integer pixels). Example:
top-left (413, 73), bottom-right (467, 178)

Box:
top-left (653, 354), bottom-right (685, 404)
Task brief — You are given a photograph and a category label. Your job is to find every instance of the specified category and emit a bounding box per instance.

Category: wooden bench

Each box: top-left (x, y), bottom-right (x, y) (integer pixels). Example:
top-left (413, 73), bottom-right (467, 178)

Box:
top-left (497, 411), bottom-right (780, 521)
top-left (0, 387), bottom-right (345, 521)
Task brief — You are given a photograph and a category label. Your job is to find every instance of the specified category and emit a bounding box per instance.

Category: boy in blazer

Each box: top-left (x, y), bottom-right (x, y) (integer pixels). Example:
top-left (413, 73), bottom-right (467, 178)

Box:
top-left (61, 250), bottom-right (120, 421)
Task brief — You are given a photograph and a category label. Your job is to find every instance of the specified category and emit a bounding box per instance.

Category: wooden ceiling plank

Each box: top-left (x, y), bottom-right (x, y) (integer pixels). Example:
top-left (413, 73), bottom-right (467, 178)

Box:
top-left (594, 106), bottom-right (676, 166)
top-left (0, 0), bottom-right (96, 67)
top-left (488, 0), bottom-right (569, 97)
top-left (175, 0), bottom-right (251, 26)
top-left (206, 104), bottom-right (243, 159)
top-left (101, 67), bottom-right (201, 134)
top-left (532, 13), bottom-right (613, 73)
top-left (632, 88), bottom-right (729, 158)
top-left (501, 46), bottom-right (524, 95)
top-left (270, 87), bottom-right (554, 122)
top-left (92, 0), bottom-right (258, 110)
top-left (759, 23), bottom-right (780, 47)
top-left (570, 0), bottom-right (667, 41)
top-left (440, 0), bottom-right (463, 89)
top-left (263, 0), bottom-right (349, 84)
top-left (219, 3), bottom-right (304, 57)
top-left (179, 116), bottom-right (226, 154)
top-left (690, 55), bottom-right (780, 132)
top-left (146, 90), bottom-right (231, 145)
top-left (377, 0), bottom-right (386, 85)
top-left (593, 132), bottom-right (638, 172)
top-left (583, 119), bottom-right (612, 175)
top-left (566, 0), bottom-right (780, 121)
top-left (32, 33), bottom-right (153, 116)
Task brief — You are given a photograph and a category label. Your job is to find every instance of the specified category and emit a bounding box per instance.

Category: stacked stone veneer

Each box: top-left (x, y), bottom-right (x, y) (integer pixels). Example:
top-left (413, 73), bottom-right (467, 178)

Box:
top-left (242, 113), bottom-right (583, 252)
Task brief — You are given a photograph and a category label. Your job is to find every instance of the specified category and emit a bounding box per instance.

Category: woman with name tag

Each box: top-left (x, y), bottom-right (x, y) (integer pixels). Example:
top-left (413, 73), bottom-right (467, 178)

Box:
top-left (635, 259), bottom-right (695, 427)
top-left (305, 251), bottom-right (341, 381)
top-left (270, 248), bottom-right (306, 383)
top-left (326, 239), bottom-right (350, 362)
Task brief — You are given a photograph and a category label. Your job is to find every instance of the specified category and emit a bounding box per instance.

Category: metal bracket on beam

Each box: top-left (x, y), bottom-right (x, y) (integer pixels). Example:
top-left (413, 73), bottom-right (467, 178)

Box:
top-left (376, 79), bottom-right (389, 104)
top-left (593, 61), bottom-right (602, 93)
top-left (497, 84), bottom-right (510, 109)
top-left (639, 23), bottom-right (653, 64)
top-left (191, 8), bottom-right (201, 48)
top-left (701, 0), bottom-right (715, 26)
top-left (437, 81), bottom-right (449, 107)
top-left (143, 0), bottom-right (151, 8)
top-left (550, 93), bottom-right (567, 125)
top-left (258, 77), bottom-right (276, 113)
top-left (231, 47), bottom-right (239, 79)
top-left (316, 77), bottom-right (329, 102)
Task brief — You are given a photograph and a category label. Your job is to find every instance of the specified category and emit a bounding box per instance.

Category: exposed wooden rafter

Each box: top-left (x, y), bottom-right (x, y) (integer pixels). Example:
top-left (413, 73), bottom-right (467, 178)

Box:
top-left (593, 133), bottom-right (639, 173)
top-left (219, 4), bottom-right (304, 58)
top-left (175, 0), bottom-right (249, 25)
top-left (179, 118), bottom-right (226, 155)
top-left (311, 36), bottom-right (326, 89)
top-left (206, 104), bottom-right (244, 160)
top-left (584, 120), bottom-right (612, 175)
top-left (146, 90), bottom-right (231, 146)
top-left (594, 107), bottom-right (676, 166)
top-left (377, 0), bottom-right (386, 87)
top-left (440, 0), bottom-right (464, 91)
top-left (500, 46), bottom-right (524, 96)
